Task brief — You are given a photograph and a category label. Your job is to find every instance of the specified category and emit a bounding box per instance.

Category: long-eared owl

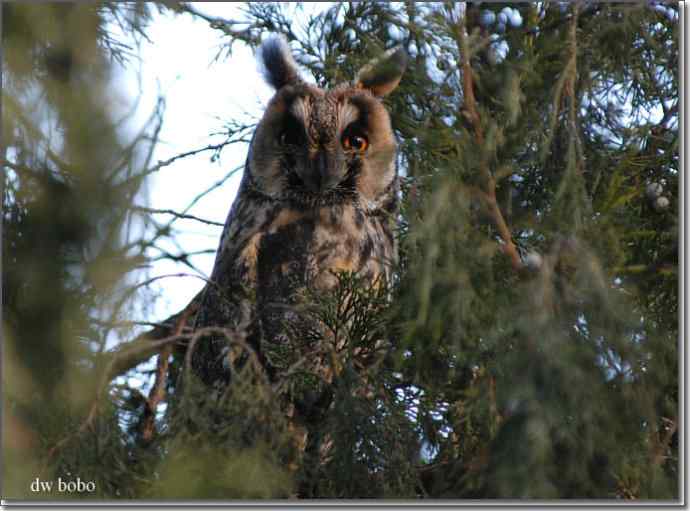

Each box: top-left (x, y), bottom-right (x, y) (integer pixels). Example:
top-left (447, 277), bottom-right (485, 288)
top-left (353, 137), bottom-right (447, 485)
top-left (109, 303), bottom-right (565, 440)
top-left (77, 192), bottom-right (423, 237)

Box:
top-left (191, 36), bottom-right (407, 414)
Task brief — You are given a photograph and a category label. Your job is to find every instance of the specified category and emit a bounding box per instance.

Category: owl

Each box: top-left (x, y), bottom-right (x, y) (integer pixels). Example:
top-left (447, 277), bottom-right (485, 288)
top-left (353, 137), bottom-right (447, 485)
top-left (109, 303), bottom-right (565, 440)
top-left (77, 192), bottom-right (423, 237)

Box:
top-left (191, 37), bottom-right (406, 424)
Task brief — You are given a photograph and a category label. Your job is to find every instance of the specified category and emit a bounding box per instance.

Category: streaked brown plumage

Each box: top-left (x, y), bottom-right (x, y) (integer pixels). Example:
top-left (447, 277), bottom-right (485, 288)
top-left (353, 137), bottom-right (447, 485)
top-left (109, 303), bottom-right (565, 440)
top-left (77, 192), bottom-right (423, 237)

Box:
top-left (191, 37), bottom-right (406, 429)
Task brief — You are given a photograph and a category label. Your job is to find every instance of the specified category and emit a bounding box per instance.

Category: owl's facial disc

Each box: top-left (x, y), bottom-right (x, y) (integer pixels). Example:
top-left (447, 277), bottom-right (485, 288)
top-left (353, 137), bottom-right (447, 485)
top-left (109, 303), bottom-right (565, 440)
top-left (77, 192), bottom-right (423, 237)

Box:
top-left (252, 37), bottom-right (405, 208)
top-left (279, 93), bottom-right (354, 196)
top-left (252, 83), bottom-right (396, 208)
top-left (275, 118), bottom-right (347, 195)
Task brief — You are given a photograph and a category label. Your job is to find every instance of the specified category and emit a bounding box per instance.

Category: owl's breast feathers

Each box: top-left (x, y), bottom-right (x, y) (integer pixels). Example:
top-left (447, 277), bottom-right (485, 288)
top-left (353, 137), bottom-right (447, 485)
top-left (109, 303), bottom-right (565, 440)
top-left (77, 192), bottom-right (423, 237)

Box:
top-left (193, 190), bottom-right (395, 382)
top-left (202, 185), bottom-right (396, 332)
top-left (230, 199), bottom-right (396, 296)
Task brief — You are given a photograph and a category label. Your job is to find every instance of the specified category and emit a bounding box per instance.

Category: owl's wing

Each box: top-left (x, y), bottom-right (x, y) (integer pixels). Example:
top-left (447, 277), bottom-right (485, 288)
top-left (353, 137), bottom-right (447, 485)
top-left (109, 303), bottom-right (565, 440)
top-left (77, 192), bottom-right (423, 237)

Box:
top-left (191, 168), bottom-right (273, 385)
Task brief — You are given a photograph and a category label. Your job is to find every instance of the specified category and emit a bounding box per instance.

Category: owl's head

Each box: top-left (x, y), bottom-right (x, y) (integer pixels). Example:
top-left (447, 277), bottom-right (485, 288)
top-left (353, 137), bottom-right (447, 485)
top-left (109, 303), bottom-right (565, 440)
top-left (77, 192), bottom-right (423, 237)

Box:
top-left (246, 36), bottom-right (406, 211)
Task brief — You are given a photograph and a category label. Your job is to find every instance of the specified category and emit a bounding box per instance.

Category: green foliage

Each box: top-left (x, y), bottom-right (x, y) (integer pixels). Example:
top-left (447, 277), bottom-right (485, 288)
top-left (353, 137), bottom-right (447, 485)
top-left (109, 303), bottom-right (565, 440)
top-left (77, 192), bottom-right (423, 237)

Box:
top-left (3, 1), bottom-right (678, 502)
top-left (292, 272), bottom-right (422, 498)
top-left (152, 371), bottom-right (295, 499)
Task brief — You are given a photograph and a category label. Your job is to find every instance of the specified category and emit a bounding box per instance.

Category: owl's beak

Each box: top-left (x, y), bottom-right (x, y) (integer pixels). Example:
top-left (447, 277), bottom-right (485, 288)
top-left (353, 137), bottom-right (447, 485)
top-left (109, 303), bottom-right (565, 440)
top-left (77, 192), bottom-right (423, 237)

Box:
top-left (303, 150), bottom-right (346, 193)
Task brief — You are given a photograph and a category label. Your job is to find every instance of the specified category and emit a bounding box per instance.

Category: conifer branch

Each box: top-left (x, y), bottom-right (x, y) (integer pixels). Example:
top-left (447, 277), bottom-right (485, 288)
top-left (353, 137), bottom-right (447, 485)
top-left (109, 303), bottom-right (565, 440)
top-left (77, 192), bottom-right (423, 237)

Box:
top-left (42, 331), bottom-right (191, 472)
top-left (42, 292), bottom-right (203, 468)
top-left (455, 11), bottom-right (522, 271)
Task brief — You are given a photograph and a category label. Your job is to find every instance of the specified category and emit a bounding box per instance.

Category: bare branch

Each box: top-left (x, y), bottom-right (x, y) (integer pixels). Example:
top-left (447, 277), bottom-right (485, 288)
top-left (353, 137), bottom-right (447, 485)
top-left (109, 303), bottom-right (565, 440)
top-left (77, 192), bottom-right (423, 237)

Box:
top-left (132, 205), bottom-right (225, 227)
top-left (141, 141), bottom-right (232, 178)
top-left (140, 304), bottom-right (196, 442)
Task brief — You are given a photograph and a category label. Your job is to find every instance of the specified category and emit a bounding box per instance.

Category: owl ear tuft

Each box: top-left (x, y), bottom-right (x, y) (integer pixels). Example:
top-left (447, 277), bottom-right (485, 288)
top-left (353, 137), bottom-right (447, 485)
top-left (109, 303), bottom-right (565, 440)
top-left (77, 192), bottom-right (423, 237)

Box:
top-left (259, 35), bottom-right (302, 90)
top-left (354, 46), bottom-right (408, 97)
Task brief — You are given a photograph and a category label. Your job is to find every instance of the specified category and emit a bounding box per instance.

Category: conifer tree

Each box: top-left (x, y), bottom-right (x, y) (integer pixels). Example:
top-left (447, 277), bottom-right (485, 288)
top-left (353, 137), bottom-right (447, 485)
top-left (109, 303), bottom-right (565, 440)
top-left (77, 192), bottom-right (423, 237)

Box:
top-left (3, 1), bottom-right (679, 501)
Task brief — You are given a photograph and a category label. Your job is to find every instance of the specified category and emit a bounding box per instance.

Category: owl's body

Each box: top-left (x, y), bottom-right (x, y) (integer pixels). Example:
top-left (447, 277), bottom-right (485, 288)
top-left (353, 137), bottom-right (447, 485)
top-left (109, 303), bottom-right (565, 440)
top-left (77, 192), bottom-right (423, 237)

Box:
top-left (191, 38), bottom-right (406, 417)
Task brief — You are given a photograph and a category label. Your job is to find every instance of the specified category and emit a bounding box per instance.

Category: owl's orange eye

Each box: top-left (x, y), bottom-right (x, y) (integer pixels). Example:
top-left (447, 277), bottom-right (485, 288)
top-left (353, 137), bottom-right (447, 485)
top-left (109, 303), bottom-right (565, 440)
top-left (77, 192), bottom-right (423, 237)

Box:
top-left (342, 134), bottom-right (369, 152)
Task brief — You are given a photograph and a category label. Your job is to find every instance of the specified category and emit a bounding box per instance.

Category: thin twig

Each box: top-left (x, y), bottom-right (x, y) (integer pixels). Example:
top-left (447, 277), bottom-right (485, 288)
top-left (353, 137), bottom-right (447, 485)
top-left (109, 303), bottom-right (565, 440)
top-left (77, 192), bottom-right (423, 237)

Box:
top-left (183, 326), bottom-right (267, 386)
top-left (132, 205), bottom-right (225, 227)
top-left (141, 141), bottom-right (231, 179)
